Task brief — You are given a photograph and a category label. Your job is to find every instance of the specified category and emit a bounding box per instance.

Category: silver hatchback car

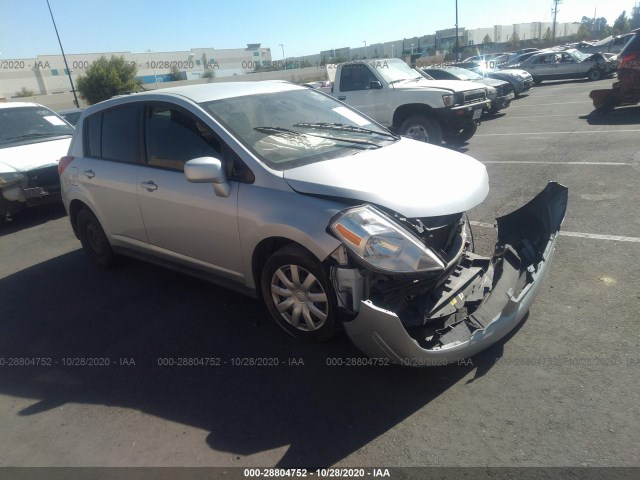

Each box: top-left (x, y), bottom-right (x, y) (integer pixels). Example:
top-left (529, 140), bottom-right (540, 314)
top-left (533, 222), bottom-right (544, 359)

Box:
top-left (60, 81), bottom-right (567, 365)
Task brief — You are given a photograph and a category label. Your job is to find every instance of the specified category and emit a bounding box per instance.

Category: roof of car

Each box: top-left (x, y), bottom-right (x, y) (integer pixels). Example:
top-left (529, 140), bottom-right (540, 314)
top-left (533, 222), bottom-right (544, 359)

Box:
top-left (0, 102), bottom-right (43, 110)
top-left (134, 81), bottom-right (304, 103)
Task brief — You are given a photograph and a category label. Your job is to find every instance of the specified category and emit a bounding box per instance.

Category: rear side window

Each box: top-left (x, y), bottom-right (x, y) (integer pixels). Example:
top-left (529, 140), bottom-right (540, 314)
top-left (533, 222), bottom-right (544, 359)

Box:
top-left (85, 114), bottom-right (102, 157)
top-left (84, 105), bottom-right (140, 163)
top-left (102, 106), bottom-right (139, 163)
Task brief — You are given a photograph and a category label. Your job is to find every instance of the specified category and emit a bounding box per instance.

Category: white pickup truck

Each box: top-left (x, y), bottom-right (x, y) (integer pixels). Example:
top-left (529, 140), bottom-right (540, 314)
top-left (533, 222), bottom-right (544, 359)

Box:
top-left (326, 59), bottom-right (491, 145)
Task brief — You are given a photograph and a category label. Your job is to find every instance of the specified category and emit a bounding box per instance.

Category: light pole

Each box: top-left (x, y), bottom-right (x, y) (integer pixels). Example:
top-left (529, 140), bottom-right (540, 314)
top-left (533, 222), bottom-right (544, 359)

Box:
top-left (411, 43), bottom-right (415, 55)
top-left (46, 0), bottom-right (79, 107)
top-left (146, 50), bottom-right (158, 87)
top-left (363, 40), bottom-right (368, 59)
top-left (455, 0), bottom-right (459, 61)
top-left (391, 44), bottom-right (395, 58)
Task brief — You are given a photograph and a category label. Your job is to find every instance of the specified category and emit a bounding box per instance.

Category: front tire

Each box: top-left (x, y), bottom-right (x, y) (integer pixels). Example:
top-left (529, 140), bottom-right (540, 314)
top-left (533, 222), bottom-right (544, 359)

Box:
top-left (76, 208), bottom-right (118, 269)
top-left (261, 244), bottom-right (340, 342)
top-left (443, 121), bottom-right (477, 145)
top-left (588, 68), bottom-right (603, 81)
top-left (399, 115), bottom-right (443, 145)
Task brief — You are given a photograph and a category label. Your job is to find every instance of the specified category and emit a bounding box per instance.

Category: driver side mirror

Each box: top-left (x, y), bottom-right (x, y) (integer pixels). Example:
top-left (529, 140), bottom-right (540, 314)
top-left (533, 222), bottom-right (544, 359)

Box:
top-left (184, 156), bottom-right (230, 197)
top-left (369, 81), bottom-right (383, 89)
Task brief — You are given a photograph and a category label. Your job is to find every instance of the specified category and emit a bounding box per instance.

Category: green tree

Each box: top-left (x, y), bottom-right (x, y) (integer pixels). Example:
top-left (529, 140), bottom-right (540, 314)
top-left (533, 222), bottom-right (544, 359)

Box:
top-left (202, 69), bottom-right (215, 82)
top-left (543, 27), bottom-right (552, 42)
top-left (632, 5), bottom-right (640, 29)
top-left (612, 10), bottom-right (630, 35)
top-left (76, 55), bottom-right (138, 105)
top-left (482, 33), bottom-right (492, 45)
top-left (14, 86), bottom-right (34, 98)
top-left (170, 65), bottom-right (181, 81)
top-left (511, 30), bottom-right (520, 48)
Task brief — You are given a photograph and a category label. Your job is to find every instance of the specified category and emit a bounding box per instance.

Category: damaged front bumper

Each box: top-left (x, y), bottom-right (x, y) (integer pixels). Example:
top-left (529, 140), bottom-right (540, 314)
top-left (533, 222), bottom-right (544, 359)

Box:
top-left (343, 182), bottom-right (568, 366)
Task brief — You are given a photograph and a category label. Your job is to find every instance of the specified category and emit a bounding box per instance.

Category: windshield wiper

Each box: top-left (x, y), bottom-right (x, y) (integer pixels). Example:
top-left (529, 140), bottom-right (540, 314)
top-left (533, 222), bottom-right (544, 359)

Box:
top-left (6, 132), bottom-right (72, 141)
top-left (254, 126), bottom-right (381, 149)
top-left (388, 79), bottom-right (409, 85)
top-left (293, 122), bottom-right (398, 139)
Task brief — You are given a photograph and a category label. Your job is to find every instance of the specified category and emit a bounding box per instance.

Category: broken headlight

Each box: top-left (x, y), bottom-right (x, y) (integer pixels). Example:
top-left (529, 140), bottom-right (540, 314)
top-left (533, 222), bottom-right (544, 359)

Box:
top-left (330, 205), bottom-right (445, 274)
top-left (0, 171), bottom-right (25, 188)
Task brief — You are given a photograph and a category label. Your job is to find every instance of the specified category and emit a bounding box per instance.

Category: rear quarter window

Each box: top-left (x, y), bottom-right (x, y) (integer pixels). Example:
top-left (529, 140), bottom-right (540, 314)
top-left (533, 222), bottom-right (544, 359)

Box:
top-left (101, 106), bottom-right (139, 163)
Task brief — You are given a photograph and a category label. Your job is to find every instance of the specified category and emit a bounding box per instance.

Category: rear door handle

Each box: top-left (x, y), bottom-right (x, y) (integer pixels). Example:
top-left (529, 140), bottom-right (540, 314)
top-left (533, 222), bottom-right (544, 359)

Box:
top-left (338, 96), bottom-right (346, 100)
top-left (82, 170), bottom-right (95, 179)
top-left (140, 181), bottom-right (158, 192)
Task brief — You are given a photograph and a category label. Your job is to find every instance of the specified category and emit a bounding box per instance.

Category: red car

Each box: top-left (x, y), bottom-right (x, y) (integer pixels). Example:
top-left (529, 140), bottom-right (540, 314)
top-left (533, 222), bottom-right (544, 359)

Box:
top-left (590, 28), bottom-right (640, 113)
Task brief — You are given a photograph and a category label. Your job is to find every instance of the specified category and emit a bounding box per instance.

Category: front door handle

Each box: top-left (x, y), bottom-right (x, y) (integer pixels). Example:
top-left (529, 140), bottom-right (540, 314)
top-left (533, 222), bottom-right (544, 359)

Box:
top-left (140, 181), bottom-right (158, 192)
top-left (82, 170), bottom-right (95, 179)
top-left (338, 95), bottom-right (346, 100)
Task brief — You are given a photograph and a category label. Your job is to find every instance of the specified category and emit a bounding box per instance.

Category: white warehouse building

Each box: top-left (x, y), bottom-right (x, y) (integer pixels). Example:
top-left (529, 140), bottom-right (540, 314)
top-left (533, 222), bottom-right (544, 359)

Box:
top-left (0, 45), bottom-right (272, 100)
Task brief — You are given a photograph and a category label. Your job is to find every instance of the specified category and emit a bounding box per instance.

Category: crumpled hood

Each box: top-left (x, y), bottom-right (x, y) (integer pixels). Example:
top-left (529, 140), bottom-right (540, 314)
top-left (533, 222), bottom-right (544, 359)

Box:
top-left (0, 137), bottom-right (71, 173)
top-left (283, 138), bottom-right (489, 218)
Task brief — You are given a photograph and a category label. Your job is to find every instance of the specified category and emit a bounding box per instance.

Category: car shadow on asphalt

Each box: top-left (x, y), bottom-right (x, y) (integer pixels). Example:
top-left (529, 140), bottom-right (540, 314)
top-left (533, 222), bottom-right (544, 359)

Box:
top-left (580, 105), bottom-right (640, 125)
top-left (0, 203), bottom-right (67, 238)
top-left (0, 251), bottom-right (512, 468)
top-left (532, 78), bottom-right (599, 88)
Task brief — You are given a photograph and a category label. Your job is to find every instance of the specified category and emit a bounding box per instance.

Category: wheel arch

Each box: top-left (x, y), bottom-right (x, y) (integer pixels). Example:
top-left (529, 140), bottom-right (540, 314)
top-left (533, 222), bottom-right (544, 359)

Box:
top-left (68, 199), bottom-right (93, 239)
top-left (251, 237), bottom-right (335, 302)
top-left (392, 103), bottom-right (438, 129)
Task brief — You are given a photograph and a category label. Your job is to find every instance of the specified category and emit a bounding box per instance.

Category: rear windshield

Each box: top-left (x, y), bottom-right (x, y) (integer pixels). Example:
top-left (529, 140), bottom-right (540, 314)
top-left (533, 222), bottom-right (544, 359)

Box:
top-left (0, 106), bottom-right (74, 148)
top-left (620, 33), bottom-right (640, 56)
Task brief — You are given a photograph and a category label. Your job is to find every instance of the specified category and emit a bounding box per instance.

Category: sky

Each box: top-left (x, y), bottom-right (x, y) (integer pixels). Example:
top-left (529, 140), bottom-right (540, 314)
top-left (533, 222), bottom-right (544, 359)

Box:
top-left (0, 0), bottom-right (637, 60)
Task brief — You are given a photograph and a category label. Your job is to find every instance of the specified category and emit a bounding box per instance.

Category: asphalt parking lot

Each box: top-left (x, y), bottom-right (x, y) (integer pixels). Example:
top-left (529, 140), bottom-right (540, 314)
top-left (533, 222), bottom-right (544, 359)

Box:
top-left (1, 78), bottom-right (639, 469)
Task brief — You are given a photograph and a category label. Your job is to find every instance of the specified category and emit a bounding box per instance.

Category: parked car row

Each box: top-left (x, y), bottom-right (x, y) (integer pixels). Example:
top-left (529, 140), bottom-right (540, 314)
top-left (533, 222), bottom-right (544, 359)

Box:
top-left (420, 67), bottom-right (515, 115)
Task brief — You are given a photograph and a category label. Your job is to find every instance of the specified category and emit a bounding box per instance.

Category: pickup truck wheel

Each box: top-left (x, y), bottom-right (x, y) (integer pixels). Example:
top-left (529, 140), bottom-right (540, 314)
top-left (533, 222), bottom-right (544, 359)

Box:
top-left (399, 115), bottom-right (443, 145)
top-left (588, 68), bottom-right (602, 81)
top-left (533, 77), bottom-right (543, 85)
top-left (443, 121), bottom-right (477, 145)
top-left (77, 208), bottom-right (119, 269)
top-left (261, 245), bottom-right (340, 342)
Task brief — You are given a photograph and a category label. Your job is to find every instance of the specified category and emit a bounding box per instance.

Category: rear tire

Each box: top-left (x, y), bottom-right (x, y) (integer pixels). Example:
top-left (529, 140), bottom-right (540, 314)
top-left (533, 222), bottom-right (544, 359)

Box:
top-left (533, 77), bottom-right (543, 85)
top-left (261, 244), bottom-right (340, 342)
top-left (76, 208), bottom-right (118, 269)
top-left (399, 115), bottom-right (443, 145)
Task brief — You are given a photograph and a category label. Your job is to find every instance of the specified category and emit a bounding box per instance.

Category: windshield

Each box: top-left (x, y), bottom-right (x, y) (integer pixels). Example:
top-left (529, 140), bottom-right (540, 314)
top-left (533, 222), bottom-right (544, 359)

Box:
top-left (442, 67), bottom-right (483, 81)
top-left (200, 88), bottom-right (396, 170)
top-left (373, 58), bottom-right (424, 84)
top-left (0, 106), bottom-right (74, 147)
top-left (571, 50), bottom-right (590, 61)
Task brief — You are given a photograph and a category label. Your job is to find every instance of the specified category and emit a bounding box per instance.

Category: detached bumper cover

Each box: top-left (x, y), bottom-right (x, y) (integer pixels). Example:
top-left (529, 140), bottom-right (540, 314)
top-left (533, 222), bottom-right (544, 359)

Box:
top-left (343, 182), bottom-right (568, 365)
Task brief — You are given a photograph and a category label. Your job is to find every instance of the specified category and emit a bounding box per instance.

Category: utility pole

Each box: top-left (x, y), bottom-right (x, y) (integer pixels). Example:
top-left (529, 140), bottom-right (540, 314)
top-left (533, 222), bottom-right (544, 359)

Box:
top-left (455, 0), bottom-right (459, 61)
top-left (551, 0), bottom-right (562, 44)
top-left (46, 0), bottom-right (79, 107)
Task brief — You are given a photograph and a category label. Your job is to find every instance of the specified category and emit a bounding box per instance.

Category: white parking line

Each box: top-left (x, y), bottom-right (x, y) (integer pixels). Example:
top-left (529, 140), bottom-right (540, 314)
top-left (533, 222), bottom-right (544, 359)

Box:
top-left (469, 221), bottom-right (640, 243)
top-left (475, 130), bottom-right (640, 136)
top-left (483, 161), bottom-right (629, 165)
top-left (509, 101), bottom-right (592, 107)
top-left (507, 114), bottom-right (586, 118)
